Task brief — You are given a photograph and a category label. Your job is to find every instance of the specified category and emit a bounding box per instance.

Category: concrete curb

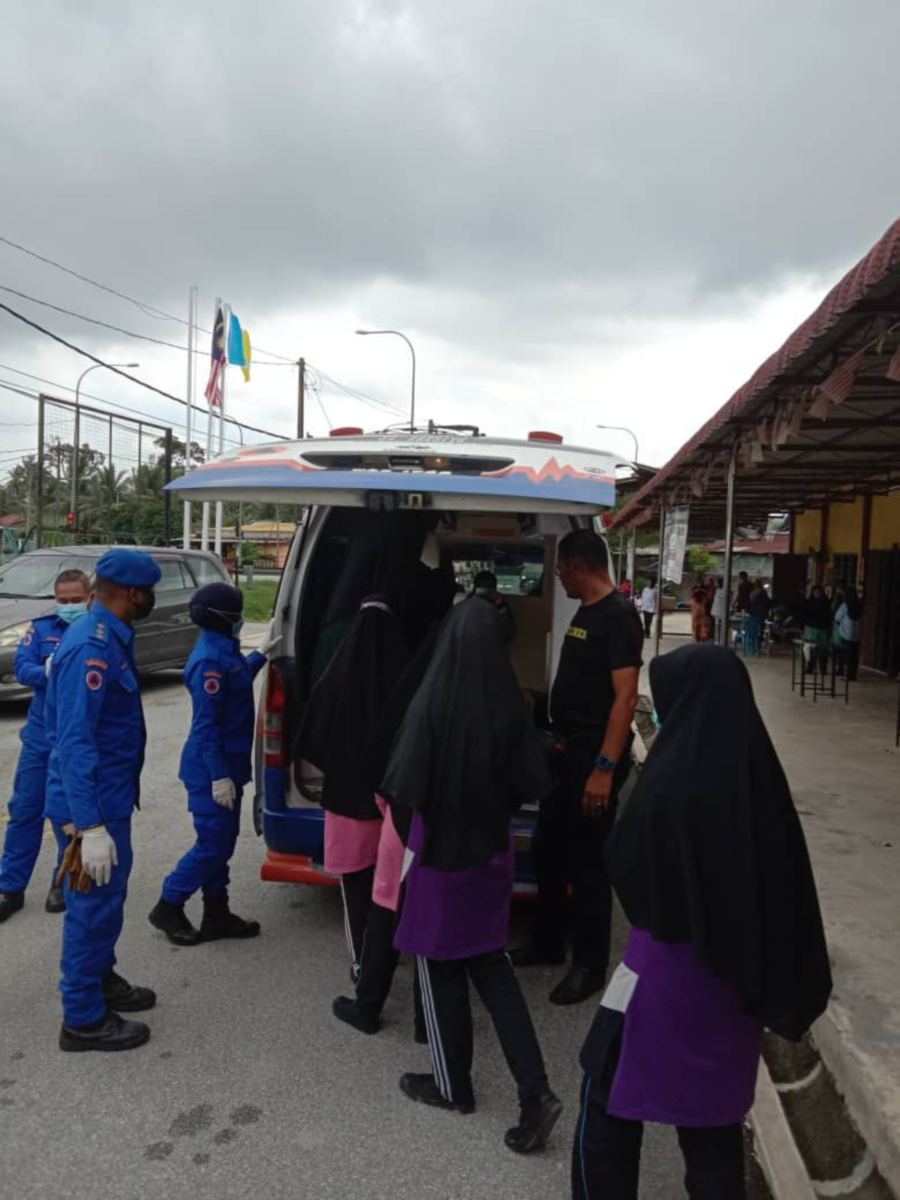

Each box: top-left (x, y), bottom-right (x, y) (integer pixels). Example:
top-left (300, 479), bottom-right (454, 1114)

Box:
top-left (751, 1058), bottom-right (818, 1200)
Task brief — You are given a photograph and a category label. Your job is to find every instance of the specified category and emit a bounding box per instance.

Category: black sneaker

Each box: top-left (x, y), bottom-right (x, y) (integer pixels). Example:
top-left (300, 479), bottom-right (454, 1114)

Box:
top-left (45, 884), bottom-right (66, 914)
top-left (549, 965), bottom-right (607, 1006)
top-left (200, 896), bottom-right (260, 941)
top-left (332, 996), bottom-right (380, 1035)
top-left (103, 970), bottom-right (157, 1013)
top-left (0, 891), bottom-right (25, 923)
top-left (509, 944), bottom-right (566, 968)
top-left (148, 898), bottom-right (203, 946)
top-left (504, 1089), bottom-right (563, 1154)
top-left (59, 1012), bottom-right (150, 1053)
top-left (399, 1073), bottom-right (475, 1115)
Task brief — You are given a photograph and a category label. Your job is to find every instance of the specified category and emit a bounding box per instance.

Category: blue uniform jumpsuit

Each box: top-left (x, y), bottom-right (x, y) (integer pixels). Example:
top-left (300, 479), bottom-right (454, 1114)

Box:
top-left (162, 630), bottom-right (266, 904)
top-left (44, 603), bottom-right (146, 1029)
top-left (0, 615), bottom-right (70, 895)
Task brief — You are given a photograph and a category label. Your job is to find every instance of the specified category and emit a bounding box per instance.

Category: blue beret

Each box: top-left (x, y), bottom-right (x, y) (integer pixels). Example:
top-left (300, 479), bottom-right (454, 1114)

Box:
top-left (95, 549), bottom-right (162, 588)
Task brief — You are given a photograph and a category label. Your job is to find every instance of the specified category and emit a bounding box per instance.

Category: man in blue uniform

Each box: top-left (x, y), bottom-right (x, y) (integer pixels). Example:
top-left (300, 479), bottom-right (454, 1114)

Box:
top-left (149, 583), bottom-right (278, 945)
top-left (45, 549), bottom-right (160, 1052)
top-left (0, 569), bottom-right (91, 922)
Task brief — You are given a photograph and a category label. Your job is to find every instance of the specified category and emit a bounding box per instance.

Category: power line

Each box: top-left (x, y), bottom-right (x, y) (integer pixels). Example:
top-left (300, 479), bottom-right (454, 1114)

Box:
top-left (0, 285), bottom-right (292, 365)
top-left (0, 234), bottom-right (297, 362)
top-left (0, 304), bottom-right (288, 440)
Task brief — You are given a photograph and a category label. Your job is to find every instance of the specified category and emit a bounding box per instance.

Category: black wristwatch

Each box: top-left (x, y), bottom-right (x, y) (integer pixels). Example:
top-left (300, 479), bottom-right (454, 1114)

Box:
top-left (594, 753), bottom-right (618, 773)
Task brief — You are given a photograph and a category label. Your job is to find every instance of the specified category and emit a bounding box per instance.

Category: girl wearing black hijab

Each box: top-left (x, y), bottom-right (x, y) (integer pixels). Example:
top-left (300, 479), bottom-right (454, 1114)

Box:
top-left (383, 599), bottom-right (563, 1155)
top-left (573, 644), bottom-right (831, 1199)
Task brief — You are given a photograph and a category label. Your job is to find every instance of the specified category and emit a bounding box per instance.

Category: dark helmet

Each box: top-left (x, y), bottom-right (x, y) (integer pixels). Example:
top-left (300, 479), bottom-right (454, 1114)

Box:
top-left (190, 582), bottom-right (243, 635)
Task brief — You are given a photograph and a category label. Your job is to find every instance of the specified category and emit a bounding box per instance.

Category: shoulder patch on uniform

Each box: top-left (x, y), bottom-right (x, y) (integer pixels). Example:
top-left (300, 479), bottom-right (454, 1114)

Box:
top-left (203, 677), bottom-right (221, 695)
top-left (85, 658), bottom-right (109, 669)
top-left (22, 624), bottom-right (35, 646)
top-left (85, 670), bottom-right (104, 691)
top-left (566, 625), bottom-right (588, 640)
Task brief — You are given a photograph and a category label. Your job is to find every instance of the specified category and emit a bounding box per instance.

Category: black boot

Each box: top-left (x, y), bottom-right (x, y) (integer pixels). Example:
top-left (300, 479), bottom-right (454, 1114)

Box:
top-left (59, 1012), bottom-right (150, 1053)
top-left (332, 995), bottom-right (380, 1034)
top-left (103, 970), bottom-right (156, 1013)
top-left (200, 894), bottom-right (260, 941)
top-left (549, 964), bottom-right (606, 1006)
top-left (45, 884), bottom-right (66, 914)
top-left (148, 897), bottom-right (203, 946)
top-left (0, 891), bottom-right (25, 923)
top-left (504, 1089), bottom-right (563, 1154)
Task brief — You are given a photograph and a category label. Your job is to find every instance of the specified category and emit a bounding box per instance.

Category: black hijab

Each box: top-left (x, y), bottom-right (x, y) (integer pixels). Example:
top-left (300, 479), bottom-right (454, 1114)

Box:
top-left (606, 643), bottom-right (832, 1042)
top-left (381, 599), bottom-right (552, 871)
top-left (294, 597), bottom-right (411, 820)
top-left (803, 588), bottom-right (832, 631)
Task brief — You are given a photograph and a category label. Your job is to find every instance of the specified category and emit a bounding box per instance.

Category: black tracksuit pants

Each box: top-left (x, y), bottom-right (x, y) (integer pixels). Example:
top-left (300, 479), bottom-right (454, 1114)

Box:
top-left (532, 736), bottom-right (631, 975)
top-left (572, 1076), bottom-right (746, 1199)
top-left (340, 865), bottom-right (375, 976)
top-left (416, 950), bottom-right (549, 1107)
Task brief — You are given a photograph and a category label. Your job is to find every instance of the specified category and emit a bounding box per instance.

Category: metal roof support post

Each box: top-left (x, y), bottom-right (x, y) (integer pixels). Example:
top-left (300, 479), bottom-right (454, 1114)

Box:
top-left (655, 503), bottom-right (666, 658)
top-left (720, 442), bottom-right (738, 646)
top-left (627, 529), bottom-right (636, 589)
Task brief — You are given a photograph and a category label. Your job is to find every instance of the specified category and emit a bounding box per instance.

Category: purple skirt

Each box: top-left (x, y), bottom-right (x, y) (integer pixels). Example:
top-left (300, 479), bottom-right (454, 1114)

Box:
top-left (603, 929), bottom-right (763, 1127)
top-left (394, 813), bottom-right (514, 961)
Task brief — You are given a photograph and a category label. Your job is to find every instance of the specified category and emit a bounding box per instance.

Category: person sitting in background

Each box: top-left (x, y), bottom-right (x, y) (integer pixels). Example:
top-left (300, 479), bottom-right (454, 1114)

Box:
top-left (833, 586), bottom-right (862, 682)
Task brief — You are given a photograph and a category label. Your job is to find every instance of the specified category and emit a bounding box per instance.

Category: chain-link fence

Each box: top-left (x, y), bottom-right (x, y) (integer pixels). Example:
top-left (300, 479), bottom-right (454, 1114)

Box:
top-left (33, 394), bottom-right (174, 548)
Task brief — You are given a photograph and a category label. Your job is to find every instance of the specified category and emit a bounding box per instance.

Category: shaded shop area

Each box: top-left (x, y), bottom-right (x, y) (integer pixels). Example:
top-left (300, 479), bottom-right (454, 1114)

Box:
top-left (612, 219), bottom-right (900, 680)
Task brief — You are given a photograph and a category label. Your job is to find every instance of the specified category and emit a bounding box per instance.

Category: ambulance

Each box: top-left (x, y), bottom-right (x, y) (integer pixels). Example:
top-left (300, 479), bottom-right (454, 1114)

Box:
top-left (166, 424), bottom-right (620, 890)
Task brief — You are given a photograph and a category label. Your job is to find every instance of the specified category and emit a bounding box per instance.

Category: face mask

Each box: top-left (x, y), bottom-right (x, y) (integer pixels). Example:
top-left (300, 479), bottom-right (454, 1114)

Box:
top-left (132, 590), bottom-right (156, 621)
top-left (57, 601), bottom-right (88, 625)
top-left (232, 618), bottom-right (245, 636)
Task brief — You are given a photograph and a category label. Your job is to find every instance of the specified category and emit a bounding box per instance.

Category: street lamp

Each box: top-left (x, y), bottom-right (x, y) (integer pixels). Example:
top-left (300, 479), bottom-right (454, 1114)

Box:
top-left (597, 424), bottom-right (640, 586)
top-left (70, 362), bottom-right (140, 520)
top-left (355, 329), bottom-right (417, 431)
top-left (596, 423), bottom-right (639, 466)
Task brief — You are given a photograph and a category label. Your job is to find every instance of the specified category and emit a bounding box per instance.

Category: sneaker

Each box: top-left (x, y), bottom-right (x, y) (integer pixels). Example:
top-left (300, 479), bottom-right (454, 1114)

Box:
top-left (103, 970), bottom-right (157, 1013)
top-left (59, 1011), bottom-right (150, 1053)
top-left (399, 1073), bottom-right (475, 1115)
top-left (332, 996), bottom-right (380, 1035)
top-left (504, 1089), bottom-right (563, 1154)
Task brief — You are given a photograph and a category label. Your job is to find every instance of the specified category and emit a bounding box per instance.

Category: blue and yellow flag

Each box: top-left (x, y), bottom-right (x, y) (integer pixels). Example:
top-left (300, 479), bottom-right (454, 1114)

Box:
top-left (228, 312), bottom-right (252, 382)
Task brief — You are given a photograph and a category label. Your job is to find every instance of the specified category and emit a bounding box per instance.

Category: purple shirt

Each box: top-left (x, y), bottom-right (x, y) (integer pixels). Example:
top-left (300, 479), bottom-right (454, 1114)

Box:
top-left (606, 929), bottom-right (763, 1127)
top-left (394, 813), bottom-right (514, 960)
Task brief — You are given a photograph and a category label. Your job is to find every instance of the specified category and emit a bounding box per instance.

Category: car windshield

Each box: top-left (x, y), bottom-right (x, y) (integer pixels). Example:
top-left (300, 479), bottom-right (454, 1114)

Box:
top-left (0, 554), bottom-right (97, 598)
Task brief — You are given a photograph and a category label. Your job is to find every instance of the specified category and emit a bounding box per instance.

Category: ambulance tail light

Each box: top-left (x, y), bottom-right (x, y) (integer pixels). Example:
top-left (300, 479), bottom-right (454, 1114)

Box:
top-left (527, 430), bottom-right (563, 444)
top-left (264, 661), bottom-right (288, 768)
top-left (329, 426), bottom-right (363, 437)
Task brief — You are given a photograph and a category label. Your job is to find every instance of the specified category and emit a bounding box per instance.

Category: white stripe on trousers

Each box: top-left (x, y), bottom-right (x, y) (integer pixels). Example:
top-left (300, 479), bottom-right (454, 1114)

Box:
top-left (340, 879), bottom-right (359, 970)
top-left (416, 956), bottom-right (452, 1101)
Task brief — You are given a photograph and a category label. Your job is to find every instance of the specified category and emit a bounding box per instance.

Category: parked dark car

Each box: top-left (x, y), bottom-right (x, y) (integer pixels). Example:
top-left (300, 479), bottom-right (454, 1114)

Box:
top-left (0, 545), bottom-right (230, 701)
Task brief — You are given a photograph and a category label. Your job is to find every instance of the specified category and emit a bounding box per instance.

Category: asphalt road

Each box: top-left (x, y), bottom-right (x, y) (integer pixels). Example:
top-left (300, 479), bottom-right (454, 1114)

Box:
top-left (0, 672), bottom-right (690, 1200)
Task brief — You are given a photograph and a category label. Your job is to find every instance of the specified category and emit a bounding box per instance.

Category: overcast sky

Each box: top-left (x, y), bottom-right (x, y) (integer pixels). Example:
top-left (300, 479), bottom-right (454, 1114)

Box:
top-left (2, 0), bottom-right (900, 477)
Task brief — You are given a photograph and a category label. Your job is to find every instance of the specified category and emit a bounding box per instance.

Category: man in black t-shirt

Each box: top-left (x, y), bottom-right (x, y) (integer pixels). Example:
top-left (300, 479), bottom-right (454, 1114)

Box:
top-left (512, 529), bottom-right (642, 1006)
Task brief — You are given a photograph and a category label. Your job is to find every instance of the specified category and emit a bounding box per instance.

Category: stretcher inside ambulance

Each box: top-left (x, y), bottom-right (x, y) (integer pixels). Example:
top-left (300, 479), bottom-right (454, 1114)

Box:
top-left (166, 426), bottom-right (619, 892)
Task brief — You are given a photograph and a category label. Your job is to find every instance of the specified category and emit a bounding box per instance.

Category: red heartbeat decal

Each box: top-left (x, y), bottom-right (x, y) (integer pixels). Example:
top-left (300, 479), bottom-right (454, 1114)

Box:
top-left (483, 456), bottom-right (612, 485)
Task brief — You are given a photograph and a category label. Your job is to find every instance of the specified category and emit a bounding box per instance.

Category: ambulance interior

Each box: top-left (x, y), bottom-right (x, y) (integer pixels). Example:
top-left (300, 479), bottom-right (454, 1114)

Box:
top-left (289, 506), bottom-right (584, 801)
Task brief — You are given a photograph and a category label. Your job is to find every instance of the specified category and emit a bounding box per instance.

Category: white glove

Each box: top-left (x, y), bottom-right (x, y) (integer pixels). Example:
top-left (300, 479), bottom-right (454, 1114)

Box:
top-left (44, 655), bottom-right (54, 678)
top-left (257, 621), bottom-right (281, 659)
top-left (80, 826), bottom-right (118, 887)
top-left (212, 778), bottom-right (236, 810)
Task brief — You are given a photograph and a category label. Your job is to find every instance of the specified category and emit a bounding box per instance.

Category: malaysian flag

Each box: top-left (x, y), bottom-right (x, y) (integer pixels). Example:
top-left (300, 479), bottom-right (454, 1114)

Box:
top-left (204, 307), bottom-right (227, 408)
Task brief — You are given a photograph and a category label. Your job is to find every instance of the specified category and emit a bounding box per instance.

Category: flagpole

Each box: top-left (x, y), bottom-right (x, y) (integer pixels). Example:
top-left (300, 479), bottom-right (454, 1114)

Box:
top-left (214, 303), bottom-right (229, 559)
top-left (182, 285), bottom-right (196, 550)
top-left (201, 296), bottom-right (221, 552)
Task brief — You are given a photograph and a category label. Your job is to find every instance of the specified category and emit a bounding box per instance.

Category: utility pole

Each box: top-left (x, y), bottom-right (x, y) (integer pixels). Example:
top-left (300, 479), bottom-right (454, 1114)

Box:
top-left (296, 357), bottom-right (306, 439)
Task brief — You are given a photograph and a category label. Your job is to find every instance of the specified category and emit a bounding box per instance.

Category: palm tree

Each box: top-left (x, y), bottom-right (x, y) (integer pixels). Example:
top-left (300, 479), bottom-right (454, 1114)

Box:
top-left (80, 464), bottom-right (129, 535)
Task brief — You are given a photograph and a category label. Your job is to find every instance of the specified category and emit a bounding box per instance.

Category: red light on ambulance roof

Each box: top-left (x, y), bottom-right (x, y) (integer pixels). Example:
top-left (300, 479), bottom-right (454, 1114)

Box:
top-left (528, 430), bottom-right (564, 444)
top-left (329, 426), bottom-right (364, 437)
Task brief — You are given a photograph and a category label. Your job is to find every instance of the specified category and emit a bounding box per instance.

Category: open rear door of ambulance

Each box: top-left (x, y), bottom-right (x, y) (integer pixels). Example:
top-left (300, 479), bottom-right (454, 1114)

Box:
top-left (164, 428), bottom-right (618, 513)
